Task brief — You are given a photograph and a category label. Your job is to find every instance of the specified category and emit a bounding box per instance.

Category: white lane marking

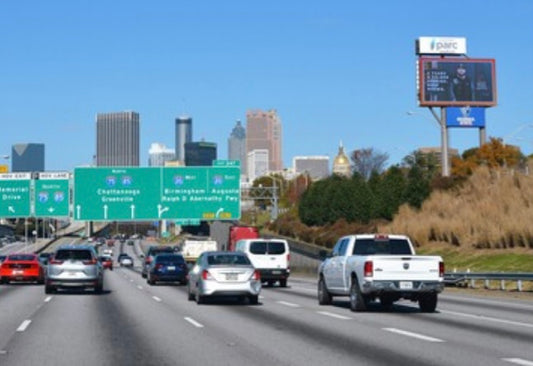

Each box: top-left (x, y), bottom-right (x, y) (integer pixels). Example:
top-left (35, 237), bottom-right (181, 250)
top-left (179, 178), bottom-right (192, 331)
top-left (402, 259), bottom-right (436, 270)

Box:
top-left (259, 295), bottom-right (265, 299)
top-left (503, 358), bottom-right (533, 366)
top-left (129, 279), bottom-right (134, 282)
top-left (277, 301), bottom-right (301, 308)
top-left (317, 311), bottom-right (352, 320)
top-left (383, 328), bottom-right (445, 343)
top-left (440, 310), bottom-right (533, 329)
top-left (16, 320), bottom-right (32, 332)
top-left (44, 296), bottom-right (52, 303)
top-left (290, 286), bottom-right (317, 293)
top-left (0, 350), bottom-right (7, 355)
top-left (152, 296), bottom-right (162, 302)
top-left (184, 317), bottom-right (204, 328)
top-left (137, 285), bottom-right (143, 290)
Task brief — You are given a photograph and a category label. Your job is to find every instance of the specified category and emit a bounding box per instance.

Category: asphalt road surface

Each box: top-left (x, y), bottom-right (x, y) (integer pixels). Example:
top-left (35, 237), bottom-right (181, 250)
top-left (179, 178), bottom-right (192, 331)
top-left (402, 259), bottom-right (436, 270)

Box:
top-left (0, 243), bottom-right (532, 366)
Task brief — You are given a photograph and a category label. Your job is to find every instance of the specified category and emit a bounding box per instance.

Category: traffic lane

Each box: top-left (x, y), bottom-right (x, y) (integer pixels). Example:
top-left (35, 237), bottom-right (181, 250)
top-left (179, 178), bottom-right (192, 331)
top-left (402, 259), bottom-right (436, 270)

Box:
top-left (0, 283), bottom-right (46, 352)
top-left (260, 281), bottom-right (533, 365)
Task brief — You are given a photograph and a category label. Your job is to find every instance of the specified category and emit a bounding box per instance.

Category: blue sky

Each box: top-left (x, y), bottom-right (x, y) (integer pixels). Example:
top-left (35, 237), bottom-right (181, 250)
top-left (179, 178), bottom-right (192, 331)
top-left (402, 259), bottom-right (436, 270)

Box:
top-left (1, 1), bottom-right (532, 171)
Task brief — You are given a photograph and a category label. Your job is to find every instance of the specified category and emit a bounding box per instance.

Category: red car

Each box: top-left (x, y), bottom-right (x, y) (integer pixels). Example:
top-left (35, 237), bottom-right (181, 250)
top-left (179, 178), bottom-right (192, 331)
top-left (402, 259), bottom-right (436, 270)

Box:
top-left (98, 256), bottom-right (113, 271)
top-left (0, 254), bottom-right (44, 284)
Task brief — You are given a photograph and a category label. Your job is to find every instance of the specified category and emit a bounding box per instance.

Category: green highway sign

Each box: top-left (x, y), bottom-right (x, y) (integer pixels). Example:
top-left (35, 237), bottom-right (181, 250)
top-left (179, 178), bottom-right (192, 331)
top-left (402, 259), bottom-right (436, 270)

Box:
top-left (74, 166), bottom-right (241, 221)
top-left (213, 160), bottom-right (240, 167)
top-left (34, 172), bottom-right (70, 217)
top-left (0, 173), bottom-right (32, 218)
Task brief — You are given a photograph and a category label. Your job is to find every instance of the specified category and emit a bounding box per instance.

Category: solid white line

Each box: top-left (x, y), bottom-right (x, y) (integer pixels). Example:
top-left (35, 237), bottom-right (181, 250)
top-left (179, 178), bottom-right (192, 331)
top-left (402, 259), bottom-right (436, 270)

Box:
top-left (277, 301), bottom-right (301, 308)
top-left (152, 296), bottom-right (162, 302)
top-left (16, 320), bottom-right (32, 332)
top-left (440, 310), bottom-right (533, 329)
top-left (503, 358), bottom-right (533, 366)
top-left (383, 328), bottom-right (445, 343)
top-left (184, 317), bottom-right (204, 328)
top-left (317, 311), bottom-right (352, 320)
top-left (44, 296), bottom-right (52, 303)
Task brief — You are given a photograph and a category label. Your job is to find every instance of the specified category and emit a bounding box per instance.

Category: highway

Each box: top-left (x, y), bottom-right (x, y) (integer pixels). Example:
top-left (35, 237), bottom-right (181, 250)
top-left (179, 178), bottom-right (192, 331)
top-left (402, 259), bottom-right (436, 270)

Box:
top-left (0, 242), bottom-right (532, 366)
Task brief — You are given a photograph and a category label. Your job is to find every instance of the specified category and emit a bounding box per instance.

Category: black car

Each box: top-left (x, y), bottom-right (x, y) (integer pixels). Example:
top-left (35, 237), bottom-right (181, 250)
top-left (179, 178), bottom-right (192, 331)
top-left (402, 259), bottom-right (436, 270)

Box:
top-left (146, 253), bottom-right (188, 286)
top-left (141, 246), bottom-right (175, 278)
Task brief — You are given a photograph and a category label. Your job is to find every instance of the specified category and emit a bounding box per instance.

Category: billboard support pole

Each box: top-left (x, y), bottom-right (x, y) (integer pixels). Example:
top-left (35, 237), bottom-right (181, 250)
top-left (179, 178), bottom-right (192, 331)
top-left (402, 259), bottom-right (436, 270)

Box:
top-left (429, 107), bottom-right (450, 177)
top-left (479, 127), bottom-right (486, 147)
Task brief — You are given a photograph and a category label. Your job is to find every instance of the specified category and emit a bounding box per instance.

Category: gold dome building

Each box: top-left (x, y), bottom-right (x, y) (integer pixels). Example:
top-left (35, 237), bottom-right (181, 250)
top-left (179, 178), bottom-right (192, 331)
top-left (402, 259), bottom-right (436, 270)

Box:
top-left (332, 141), bottom-right (351, 177)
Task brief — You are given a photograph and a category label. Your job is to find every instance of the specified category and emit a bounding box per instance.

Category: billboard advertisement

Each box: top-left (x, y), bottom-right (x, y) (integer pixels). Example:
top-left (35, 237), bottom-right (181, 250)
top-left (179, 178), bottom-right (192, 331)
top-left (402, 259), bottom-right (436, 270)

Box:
top-left (446, 107), bottom-right (485, 128)
top-left (417, 37), bottom-right (467, 55)
top-left (418, 57), bottom-right (496, 107)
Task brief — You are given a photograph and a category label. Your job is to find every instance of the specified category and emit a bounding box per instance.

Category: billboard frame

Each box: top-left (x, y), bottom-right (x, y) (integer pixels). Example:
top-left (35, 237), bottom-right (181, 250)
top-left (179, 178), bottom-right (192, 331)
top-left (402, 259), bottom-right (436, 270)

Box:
top-left (418, 57), bottom-right (497, 107)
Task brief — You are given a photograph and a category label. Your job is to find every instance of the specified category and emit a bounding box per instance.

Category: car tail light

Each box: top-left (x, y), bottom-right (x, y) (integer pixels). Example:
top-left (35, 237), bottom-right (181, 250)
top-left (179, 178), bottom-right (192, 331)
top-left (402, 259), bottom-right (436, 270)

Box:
top-left (202, 270), bottom-right (213, 280)
top-left (49, 259), bottom-right (64, 265)
top-left (251, 270), bottom-right (261, 281)
top-left (155, 264), bottom-right (164, 270)
top-left (439, 261), bottom-right (445, 278)
top-left (364, 261), bottom-right (373, 277)
top-left (83, 258), bottom-right (97, 265)
top-left (145, 257), bottom-right (152, 264)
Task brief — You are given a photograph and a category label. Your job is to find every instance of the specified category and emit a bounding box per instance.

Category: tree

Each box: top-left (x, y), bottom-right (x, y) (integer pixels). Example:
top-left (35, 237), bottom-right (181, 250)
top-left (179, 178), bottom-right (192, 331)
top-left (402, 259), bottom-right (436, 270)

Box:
top-left (373, 166), bottom-right (406, 220)
top-left (350, 148), bottom-right (389, 181)
top-left (404, 165), bottom-right (431, 209)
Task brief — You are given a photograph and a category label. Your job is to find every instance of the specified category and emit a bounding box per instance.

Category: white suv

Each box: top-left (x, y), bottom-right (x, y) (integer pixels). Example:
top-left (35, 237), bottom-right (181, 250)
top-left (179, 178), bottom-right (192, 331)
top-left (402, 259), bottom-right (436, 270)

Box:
top-left (235, 239), bottom-right (290, 287)
top-left (45, 245), bottom-right (104, 294)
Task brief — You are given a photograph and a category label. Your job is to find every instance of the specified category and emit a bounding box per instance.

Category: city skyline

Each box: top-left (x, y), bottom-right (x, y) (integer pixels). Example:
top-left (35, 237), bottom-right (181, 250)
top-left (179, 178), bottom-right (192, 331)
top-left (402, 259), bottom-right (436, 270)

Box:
top-left (1, 2), bottom-right (532, 172)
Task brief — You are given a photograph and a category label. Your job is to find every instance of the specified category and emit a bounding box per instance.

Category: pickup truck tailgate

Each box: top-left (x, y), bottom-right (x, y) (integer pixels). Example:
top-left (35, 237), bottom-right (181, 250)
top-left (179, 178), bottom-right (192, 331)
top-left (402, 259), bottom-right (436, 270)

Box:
top-left (369, 256), bottom-right (442, 281)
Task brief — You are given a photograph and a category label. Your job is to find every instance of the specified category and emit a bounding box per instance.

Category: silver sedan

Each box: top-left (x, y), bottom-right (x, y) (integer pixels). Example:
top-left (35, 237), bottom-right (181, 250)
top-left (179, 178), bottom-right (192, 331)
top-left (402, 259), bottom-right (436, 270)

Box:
top-left (187, 251), bottom-right (261, 305)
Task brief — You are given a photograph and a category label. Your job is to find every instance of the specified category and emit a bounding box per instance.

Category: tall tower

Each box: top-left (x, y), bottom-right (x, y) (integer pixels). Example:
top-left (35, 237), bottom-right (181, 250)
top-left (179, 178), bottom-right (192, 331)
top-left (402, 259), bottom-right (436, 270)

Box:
top-left (228, 119), bottom-right (246, 169)
top-left (246, 109), bottom-right (282, 175)
top-left (184, 141), bottom-right (217, 166)
top-left (148, 143), bottom-right (175, 167)
top-left (96, 111), bottom-right (140, 166)
top-left (332, 141), bottom-right (351, 177)
top-left (175, 116), bottom-right (192, 163)
top-left (11, 143), bottom-right (45, 172)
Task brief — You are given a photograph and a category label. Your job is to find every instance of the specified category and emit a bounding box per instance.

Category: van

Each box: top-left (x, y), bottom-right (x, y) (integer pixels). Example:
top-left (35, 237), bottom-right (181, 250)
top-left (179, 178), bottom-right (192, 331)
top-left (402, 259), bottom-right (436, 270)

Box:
top-left (235, 238), bottom-right (290, 287)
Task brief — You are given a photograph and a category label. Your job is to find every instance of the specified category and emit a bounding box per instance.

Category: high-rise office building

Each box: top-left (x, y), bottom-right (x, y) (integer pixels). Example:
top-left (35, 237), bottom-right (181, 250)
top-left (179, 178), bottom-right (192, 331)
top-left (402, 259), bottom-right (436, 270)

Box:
top-left (246, 109), bottom-right (282, 173)
top-left (11, 143), bottom-right (45, 172)
top-left (293, 156), bottom-right (330, 180)
top-left (148, 143), bottom-right (175, 167)
top-left (247, 149), bottom-right (269, 182)
top-left (96, 111), bottom-right (140, 166)
top-left (175, 116), bottom-right (192, 163)
top-left (228, 119), bottom-right (246, 169)
top-left (184, 141), bottom-right (217, 166)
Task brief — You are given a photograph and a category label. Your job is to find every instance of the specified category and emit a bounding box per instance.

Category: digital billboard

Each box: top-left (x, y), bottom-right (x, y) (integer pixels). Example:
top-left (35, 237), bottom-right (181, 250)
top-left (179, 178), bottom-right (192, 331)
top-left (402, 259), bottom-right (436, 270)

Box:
top-left (418, 57), bottom-right (496, 107)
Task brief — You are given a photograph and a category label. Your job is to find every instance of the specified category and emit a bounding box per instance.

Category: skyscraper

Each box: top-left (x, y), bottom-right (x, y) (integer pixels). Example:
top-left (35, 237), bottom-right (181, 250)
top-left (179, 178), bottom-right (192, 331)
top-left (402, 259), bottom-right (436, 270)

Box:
top-left (228, 119), bottom-right (246, 168)
top-left (184, 141), bottom-right (217, 166)
top-left (11, 143), bottom-right (45, 172)
top-left (293, 156), bottom-right (330, 180)
top-left (148, 142), bottom-right (175, 167)
top-left (175, 116), bottom-right (192, 163)
top-left (247, 149), bottom-right (269, 182)
top-left (246, 109), bottom-right (282, 174)
top-left (96, 111), bottom-right (140, 166)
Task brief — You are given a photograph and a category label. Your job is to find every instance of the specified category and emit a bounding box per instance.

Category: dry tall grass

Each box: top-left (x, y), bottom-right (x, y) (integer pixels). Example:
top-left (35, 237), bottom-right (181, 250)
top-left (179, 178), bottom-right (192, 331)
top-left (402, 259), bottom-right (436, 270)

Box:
top-left (380, 165), bottom-right (533, 249)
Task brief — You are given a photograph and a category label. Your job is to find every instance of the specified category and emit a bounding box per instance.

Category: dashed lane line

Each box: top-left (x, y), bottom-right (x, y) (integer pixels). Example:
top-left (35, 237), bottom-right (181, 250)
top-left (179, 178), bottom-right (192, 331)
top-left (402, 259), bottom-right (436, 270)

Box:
top-left (440, 310), bottom-right (533, 329)
top-left (277, 301), bottom-right (301, 308)
top-left (316, 311), bottom-right (352, 320)
top-left (44, 296), bottom-right (52, 303)
top-left (16, 320), bottom-right (32, 332)
top-left (502, 359), bottom-right (533, 366)
top-left (152, 296), bottom-right (162, 302)
top-left (383, 328), bottom-right (445, 343)
top-left (184, 317), bottom-right (204, 328)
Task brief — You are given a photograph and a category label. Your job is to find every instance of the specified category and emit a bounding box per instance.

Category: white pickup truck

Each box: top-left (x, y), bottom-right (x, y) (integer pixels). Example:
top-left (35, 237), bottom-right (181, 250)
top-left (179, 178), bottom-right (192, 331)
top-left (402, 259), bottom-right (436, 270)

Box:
top-left (318, 234), bottom-right (444, 312)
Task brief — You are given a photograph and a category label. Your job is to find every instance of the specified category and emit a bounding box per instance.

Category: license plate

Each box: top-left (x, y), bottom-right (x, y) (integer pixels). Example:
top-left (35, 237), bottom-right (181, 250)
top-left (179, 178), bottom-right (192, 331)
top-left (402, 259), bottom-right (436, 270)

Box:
top-left (272, 270), bottom-right (281, 275)
top-left (13, 270), bottom-right (23, 275)
top-left (225, 273), bottom-right (238, 281)
top-left (399, 281), bottom-right (413, 290)
top-left (167, 266), bottom-right (176, 271)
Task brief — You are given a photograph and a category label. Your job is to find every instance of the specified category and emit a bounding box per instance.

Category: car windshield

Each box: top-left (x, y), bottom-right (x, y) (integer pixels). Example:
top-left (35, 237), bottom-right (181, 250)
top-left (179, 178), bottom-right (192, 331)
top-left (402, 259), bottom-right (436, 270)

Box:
top-left (207, 254), bottom-right (251, 266)
top-left (8, 254), bottom-right (35, 261)
top-left (55, 250), bottom-right (93, 261)
top-left (155, 255), bottom-right (184, 264)
top-left (352, 239), bottom-right (412, 255)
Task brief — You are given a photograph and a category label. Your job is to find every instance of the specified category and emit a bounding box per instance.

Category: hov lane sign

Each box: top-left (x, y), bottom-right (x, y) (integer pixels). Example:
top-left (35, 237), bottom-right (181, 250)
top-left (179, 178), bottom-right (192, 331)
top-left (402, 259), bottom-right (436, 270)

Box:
top-left (34, 172), bottom-right (70, 217)
top-left (0, 173), bottom-right (32, 218)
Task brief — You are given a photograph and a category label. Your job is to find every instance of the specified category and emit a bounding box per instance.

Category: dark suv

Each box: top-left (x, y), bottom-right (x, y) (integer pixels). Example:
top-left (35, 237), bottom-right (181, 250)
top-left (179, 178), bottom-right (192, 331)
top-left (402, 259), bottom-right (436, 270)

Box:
top-left (141, 246), bottom-right (175, 278)
top-left (45, 245), bottom-right (104, 294)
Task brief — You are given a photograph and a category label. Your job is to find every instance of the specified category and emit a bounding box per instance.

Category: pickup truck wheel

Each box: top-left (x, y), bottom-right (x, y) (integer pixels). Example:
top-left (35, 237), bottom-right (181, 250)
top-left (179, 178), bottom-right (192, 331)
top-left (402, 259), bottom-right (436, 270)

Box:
top-left (279, 279), bottom-right (287, 288)
top-left (349, 279), bottom-right (367, 312)
top-left (419, 293), bottom-right (438, 312)
top-left (187, 284), bottom-right (195, 301)
top-left (318, 277), bottom-right (332, 305)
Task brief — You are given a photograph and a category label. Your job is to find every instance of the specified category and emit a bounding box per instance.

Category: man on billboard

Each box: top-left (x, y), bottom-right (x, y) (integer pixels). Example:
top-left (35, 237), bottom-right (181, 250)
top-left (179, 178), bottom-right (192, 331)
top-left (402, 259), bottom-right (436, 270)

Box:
top-left (450, 64), bottom-right (472, 102)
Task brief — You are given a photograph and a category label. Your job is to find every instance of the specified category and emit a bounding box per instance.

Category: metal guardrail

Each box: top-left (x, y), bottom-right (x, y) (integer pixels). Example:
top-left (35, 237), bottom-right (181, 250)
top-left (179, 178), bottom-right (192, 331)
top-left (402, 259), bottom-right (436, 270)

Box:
top-left (444, 272), bottom-right (533, 291)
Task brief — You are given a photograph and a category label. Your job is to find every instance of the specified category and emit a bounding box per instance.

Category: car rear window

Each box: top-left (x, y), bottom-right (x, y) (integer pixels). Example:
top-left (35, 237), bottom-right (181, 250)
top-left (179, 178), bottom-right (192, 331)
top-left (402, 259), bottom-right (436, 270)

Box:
top-left (249, 241), bottom-right (286, 255)
top-left (55, 250), bottom-right (93, 261)
top-left (155, 254), bottom-right (185, 264)
top-left (207, 254), bottom-right (251, 265)
top-left (8, 254), bottom-right (36, 261)
top-left (352, 239), bottom-right (412, 255)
